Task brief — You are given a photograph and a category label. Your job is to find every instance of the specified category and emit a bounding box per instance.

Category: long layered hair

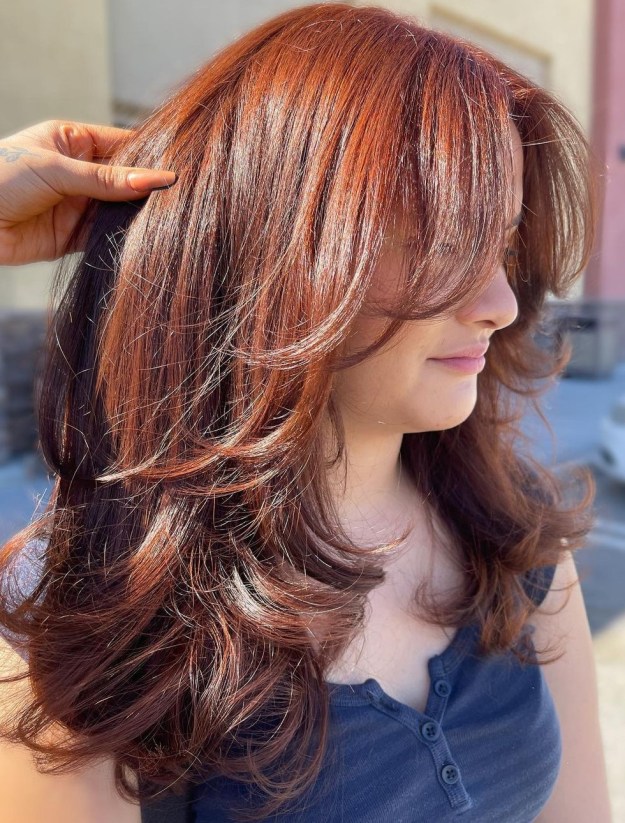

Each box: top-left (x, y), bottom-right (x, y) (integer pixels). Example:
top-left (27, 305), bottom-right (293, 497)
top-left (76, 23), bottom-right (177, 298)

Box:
top-left (0, 3), bottom-right (598, 819)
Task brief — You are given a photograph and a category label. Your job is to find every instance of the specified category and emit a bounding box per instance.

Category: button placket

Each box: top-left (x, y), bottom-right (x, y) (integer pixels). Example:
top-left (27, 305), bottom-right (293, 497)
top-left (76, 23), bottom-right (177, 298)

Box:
top-left (419, 657), bottom-right (472, 812)
top-left (425, 657), bottom-right (453, 722)
top-left (421, 722), bottom-right (471, 811)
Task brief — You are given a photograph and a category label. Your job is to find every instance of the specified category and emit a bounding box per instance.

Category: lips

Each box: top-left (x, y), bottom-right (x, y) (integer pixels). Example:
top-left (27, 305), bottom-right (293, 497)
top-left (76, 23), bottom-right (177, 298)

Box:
top-left (431, 343), bottom-right (490, 360)
top-left (427, 343), bottom-right (489, 375)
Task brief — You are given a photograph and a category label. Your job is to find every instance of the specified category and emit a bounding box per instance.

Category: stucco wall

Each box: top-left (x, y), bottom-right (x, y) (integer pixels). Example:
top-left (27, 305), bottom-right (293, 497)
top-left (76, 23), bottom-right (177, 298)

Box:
top-left (585, 0), bottom-right (625, 300)
top-left (108, 0), bottom-right (307, 122)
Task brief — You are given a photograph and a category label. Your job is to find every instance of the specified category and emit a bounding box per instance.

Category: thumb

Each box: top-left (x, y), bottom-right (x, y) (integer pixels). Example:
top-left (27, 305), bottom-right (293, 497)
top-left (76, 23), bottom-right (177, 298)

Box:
top-left (55, 155), bottom-right (178, 201)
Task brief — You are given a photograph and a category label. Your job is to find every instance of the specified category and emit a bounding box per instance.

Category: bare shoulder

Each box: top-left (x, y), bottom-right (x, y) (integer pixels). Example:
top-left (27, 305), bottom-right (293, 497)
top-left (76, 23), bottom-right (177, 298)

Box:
top-left (531, 551), bottom-right (613, 823)
top-left (530, 551), bottom-right (585, 643)
top-left (0, 635), bottom-right (141, 823)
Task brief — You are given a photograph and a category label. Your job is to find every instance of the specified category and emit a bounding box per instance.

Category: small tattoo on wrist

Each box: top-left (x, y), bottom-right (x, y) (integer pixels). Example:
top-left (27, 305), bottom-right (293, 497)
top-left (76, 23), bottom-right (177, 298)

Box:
top-left (0, 146), bottom-right (39, 163)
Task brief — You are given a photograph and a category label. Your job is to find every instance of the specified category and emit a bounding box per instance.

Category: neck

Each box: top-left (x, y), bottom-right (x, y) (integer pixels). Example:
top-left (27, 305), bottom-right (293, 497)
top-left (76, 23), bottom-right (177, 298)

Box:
top-left (322, 415), bottom-right (415, 527)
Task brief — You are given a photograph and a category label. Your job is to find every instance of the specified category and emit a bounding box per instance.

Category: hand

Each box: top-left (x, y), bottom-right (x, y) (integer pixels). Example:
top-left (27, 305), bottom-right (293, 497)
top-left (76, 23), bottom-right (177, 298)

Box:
top-left (0, 119), bottom-right (176, 265)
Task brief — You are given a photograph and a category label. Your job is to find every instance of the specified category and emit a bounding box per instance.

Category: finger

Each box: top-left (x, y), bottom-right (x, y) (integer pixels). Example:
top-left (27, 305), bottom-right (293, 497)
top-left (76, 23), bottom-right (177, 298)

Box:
top-left (55, 155), bottom-right (178, 200)
top-left (49, 121), bottom-right (134, 162)
top-left (66, 122), bottom-right (136, 160)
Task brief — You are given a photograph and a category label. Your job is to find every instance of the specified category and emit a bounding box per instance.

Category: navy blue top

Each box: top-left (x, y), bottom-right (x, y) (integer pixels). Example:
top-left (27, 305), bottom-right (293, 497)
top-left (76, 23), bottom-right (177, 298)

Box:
top-left (192, 564), bottom-right (560, 822)
top-left (1, 546), bottom-right (560, 822)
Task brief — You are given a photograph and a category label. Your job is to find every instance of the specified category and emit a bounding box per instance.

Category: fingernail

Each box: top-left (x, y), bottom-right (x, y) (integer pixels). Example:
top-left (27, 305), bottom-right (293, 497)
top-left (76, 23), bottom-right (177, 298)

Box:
top-left (128, 170), bottom-right (177, 192)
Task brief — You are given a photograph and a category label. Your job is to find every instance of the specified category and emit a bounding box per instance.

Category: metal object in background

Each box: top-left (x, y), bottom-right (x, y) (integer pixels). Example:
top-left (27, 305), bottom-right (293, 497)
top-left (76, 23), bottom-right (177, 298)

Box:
top-left (548, 300), bottom-right (625, 379)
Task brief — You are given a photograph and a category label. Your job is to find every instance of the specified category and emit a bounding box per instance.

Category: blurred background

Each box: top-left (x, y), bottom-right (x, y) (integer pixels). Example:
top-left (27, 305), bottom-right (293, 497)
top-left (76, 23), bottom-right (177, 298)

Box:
top-left (1, 0), bottom-right (624, 818)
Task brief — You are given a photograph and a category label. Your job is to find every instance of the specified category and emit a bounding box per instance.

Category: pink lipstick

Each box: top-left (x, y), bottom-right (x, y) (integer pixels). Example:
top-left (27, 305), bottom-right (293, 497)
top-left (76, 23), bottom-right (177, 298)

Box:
top-left (428, 344), bottom-right (489, 374)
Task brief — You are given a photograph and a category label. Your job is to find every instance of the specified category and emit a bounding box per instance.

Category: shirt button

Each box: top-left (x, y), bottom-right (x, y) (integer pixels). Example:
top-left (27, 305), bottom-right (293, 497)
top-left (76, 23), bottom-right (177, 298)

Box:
top-left (420, 720), bottom-right (440, 741)
top-left (441, 764), bottom-right (460, 785)
top-left (433, 679), bottom-right (451, 697)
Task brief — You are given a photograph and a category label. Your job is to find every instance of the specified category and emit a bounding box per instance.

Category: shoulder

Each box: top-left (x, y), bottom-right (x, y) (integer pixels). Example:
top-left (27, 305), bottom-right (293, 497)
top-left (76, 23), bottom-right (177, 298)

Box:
top-left (529, 550), bottom-right (588, 662)
top-left (530, 550), bottom-right (585, 636)
top-left (530, 550), bottom-right (612, 822)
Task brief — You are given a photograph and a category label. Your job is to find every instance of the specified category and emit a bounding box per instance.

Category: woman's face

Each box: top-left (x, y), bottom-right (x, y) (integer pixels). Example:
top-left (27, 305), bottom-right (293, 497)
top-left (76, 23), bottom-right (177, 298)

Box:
top-left (333, 124), bottom-right (523, 436)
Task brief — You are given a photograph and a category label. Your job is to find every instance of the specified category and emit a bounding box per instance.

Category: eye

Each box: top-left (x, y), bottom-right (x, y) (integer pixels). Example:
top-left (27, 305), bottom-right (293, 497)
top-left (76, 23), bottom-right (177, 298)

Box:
top-left (502, 246), bottom-right (520, 287)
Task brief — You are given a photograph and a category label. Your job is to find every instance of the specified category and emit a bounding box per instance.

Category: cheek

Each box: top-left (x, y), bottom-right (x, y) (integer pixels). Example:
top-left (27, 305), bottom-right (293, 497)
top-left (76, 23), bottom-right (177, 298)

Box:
top-left (334, 315), bottom-right (481, 426)
top-left (333, 349), bottom-right (390, 410)
top-left (334, 323), bottom-right (431, 409)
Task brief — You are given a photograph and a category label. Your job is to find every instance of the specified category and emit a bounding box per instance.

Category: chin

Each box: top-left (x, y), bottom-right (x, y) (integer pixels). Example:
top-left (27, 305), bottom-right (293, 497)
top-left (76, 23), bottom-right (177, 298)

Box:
top-left (431, 415), bottom-right (473, 431)
top-left (421, 402), bottom-right (477, 432)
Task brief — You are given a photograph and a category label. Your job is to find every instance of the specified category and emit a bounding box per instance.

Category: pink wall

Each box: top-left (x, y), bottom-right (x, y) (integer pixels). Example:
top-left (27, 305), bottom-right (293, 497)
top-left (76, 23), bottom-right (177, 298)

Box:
top-left (584, 0), bottom-right (625, 299)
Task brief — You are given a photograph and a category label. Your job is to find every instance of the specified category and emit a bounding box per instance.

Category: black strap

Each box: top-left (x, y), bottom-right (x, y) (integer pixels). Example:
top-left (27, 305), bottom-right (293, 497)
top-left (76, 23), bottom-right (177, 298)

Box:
top-left (523, 563), bottom-right (558, 608)
top-left (140, 782), bottom-right (195, 823)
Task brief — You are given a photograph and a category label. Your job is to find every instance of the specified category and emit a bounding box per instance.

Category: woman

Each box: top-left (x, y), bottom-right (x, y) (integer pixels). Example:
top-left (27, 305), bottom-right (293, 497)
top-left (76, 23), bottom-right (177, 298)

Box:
top-left (0, 3), bottom-right (611, 821)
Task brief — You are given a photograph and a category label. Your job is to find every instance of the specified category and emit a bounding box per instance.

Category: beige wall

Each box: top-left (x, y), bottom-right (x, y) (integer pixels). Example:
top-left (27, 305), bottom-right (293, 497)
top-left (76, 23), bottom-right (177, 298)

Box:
top-left (108, 0), bottom-right (307, 124)
top-left (0, 0), bottom-right (112, 310)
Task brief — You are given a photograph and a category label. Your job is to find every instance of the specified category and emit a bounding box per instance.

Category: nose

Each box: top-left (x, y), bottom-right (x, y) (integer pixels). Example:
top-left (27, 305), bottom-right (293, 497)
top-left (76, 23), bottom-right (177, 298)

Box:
top-left (455, 265), bottom-right (519, 332)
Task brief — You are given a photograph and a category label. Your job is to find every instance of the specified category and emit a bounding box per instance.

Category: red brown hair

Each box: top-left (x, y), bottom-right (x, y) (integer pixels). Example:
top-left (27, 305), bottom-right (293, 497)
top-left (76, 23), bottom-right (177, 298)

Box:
top-left (0, 3), bottom-right (598, 819)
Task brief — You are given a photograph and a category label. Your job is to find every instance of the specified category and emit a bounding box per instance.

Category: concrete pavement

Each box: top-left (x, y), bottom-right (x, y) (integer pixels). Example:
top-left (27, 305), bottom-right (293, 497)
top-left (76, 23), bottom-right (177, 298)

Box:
top-left (521, 361), bottom-right (625, 467)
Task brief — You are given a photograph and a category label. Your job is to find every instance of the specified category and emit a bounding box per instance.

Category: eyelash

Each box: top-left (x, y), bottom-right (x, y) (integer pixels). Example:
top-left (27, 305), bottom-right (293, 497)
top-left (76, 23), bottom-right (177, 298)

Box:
top-left (503, 246), bottom-right (519, 266)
